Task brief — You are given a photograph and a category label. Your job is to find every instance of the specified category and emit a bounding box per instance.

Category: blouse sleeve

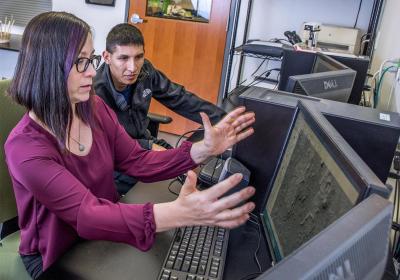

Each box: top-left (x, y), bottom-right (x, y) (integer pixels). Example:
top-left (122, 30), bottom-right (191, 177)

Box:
top-left (5, 136), bottom-right (155, 251)
top-left (97, 98), bottom-right (198, 182)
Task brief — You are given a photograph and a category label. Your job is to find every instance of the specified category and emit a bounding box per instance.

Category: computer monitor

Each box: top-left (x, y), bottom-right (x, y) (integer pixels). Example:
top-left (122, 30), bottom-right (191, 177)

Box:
top-left (313, 53), bottom-right (347, 72)
top-left (258, 194), bottom-right (392, 280)
top-left (222, 97), bottom-right (394, 279)
top-left (232, 87), bottom-right (398, 214)
top-left (279, 48), bottom-right (369, 105)
top-left (285, 53), bottom-right (356, 102)
top-left (260, 100), bottom-right (388, 264)
top-left (330, 54), bottom-right (370, 105)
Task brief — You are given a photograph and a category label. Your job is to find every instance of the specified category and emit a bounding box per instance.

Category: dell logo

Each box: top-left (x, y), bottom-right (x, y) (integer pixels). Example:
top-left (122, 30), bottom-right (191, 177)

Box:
top-left (323, 79), bottom-right (338, 90)
top-left (328, 259), bottom-right (355, 280)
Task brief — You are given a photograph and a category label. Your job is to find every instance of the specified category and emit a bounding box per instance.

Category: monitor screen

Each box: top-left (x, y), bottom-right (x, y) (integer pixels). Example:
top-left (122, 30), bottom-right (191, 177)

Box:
top-left (265, 111), bottom-right (359, 260)
top-left (263, 106), bottom-right (359, 261)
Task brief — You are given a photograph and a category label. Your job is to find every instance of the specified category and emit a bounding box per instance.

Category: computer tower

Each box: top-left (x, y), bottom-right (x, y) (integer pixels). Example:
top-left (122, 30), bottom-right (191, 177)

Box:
top-left (233, 87), bottom-right (400, 213)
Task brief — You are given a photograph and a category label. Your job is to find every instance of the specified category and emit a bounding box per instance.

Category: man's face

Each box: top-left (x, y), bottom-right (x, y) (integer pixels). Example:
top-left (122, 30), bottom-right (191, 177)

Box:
top-left (103, 44), bottom-right (145, 91)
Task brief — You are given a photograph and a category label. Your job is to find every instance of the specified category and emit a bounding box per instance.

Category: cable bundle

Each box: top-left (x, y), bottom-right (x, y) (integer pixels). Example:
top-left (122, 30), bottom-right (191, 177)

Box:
top-left (372, 59), bottom-right (400, 109)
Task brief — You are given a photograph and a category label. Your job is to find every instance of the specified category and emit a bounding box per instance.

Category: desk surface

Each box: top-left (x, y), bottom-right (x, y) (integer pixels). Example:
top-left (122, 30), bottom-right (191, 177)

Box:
top-left (33, 178), bottom-right (397, 280)
top-left (38, 178), bottom-right (272, 280)
top-left (0, 34), bottom-right (22, 52)
top-left (38, 180), bottom-right (179, 280)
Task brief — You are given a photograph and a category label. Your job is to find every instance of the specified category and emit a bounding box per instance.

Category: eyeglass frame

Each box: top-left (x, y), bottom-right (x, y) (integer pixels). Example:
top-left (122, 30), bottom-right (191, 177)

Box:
top-left (74, 55), bottom-right (101, 73)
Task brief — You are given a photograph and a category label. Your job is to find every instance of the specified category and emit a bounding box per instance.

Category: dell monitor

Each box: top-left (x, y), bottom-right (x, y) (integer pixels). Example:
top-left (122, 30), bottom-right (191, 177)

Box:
top-left (260, 100), bottom-right (389, 264)
top-left (258, 194), bottom-right (392, 280)
top-left (284, 53), bottom-right (356, 102)
top-left (232, 87), bottom-right (399, 214)
top-left (279, 48), bottom-right (369, 105)
top-left (223, 99), bottom-right (392, 279)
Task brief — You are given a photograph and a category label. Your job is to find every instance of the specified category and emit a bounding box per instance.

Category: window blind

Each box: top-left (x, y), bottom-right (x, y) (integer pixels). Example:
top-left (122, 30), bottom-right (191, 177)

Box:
top-left (0, 0), bottom-right (52, 27)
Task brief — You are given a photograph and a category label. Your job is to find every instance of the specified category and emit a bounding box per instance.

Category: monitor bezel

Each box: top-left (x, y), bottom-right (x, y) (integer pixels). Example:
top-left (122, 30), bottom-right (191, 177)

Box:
top-left (260, 100), bottom-right (387, 263)
top-left (257, 194), bottom-right (392, 280)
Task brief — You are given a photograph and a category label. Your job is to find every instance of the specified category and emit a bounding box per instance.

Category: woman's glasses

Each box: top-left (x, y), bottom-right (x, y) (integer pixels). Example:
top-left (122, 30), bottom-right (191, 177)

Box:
top-left (74, 55), bottom-right (101, 73)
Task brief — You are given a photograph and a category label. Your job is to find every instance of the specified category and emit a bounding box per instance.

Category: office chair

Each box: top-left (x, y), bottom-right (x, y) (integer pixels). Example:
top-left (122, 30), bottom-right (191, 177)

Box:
top-left (0, 79), bottom-right (31, 279)
top-left (147, 112), bottom-right (172, 138)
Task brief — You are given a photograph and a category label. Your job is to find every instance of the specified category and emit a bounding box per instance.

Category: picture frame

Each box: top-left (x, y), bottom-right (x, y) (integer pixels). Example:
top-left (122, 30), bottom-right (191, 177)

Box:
top-left (85, 0), bottom-right (115, 7)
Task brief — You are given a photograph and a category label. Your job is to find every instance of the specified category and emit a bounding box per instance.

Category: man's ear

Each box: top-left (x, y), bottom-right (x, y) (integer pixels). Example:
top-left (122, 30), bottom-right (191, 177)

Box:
top-left (103, 50), bottom-right (111, 64)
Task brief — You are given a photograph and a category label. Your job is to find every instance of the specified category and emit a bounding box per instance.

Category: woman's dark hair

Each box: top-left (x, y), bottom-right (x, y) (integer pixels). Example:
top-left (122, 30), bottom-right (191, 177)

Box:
top-left (8, 12), bottom-right (94, 149)
top-left (106, 23), bottom-right (144, 53)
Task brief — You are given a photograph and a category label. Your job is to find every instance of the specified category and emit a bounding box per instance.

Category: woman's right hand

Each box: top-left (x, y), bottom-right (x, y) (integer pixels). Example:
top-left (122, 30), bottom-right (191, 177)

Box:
top-left (153, 170), bottom-right (256, 232)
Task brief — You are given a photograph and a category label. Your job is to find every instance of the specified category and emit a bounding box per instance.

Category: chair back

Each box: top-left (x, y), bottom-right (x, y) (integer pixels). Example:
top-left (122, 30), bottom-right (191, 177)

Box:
top-left (0, 79), bottom-right (25, 223)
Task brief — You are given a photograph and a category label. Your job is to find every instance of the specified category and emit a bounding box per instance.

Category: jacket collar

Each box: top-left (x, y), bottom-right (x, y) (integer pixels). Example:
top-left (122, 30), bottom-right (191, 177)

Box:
top-left (103, 63), bottom-right (122, 96)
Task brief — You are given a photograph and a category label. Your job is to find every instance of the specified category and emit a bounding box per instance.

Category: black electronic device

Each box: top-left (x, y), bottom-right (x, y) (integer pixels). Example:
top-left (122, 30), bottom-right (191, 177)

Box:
top-left (160, 98), bottom-right (393, 280)
top-left (241, 43), bottom-right (284, 58)
top-left (218, 157), bottom-right (251, 198)
top-left (198, 157), bottom-right (225, 188)
top-left (257, 194), bottom-right (392, 280)
top-left (197, 150), bottom-right (235, 188)
top-left (223, 100), bottom-right (391, 280)
top-left (330, 54), bottom-right (370, 105)
top-left (283, 31), bottom-right (302, 45)
top-left (158, 225), bottom-right (230, 280)
top-left (232, 87), bottom-right (399, 214)
top-left (158, 158), bottom-right (251, 280)
top-left (285, 53), bottom-right (356, 102)
top-left (261, 101), bottom-right (387, 262)
top-left (279, 48), bottom-right (370, 105)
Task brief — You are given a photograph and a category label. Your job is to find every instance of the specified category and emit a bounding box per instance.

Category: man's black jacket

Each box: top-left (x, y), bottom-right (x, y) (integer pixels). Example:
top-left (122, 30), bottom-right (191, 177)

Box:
top-left (94, 60), bottom-right (226, 149)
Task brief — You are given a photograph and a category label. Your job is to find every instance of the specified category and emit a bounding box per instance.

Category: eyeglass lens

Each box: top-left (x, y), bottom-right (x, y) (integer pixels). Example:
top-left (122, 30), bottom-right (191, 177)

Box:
top-left (76, 55), bottom-right (101, 73)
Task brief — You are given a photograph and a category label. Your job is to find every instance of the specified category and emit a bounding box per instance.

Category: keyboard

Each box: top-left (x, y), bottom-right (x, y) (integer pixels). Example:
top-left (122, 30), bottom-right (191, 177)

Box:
top-left (158, 225), bottom-right (230, 280)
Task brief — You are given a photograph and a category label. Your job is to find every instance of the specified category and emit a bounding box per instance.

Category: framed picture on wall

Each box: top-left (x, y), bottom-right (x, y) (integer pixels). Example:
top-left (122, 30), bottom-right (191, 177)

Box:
top-left (85, 0), bottom-right (115, 6)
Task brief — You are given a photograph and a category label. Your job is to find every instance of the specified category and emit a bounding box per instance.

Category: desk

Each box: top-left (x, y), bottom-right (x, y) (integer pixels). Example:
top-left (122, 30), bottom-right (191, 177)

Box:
top-left (0, 34), bottom-right (21, 52)
top-left (32, 179), bottom-right (397, 280)
top-left (0, 34), bottom-right (21, 79)
top-left (38, 180), bottom-right (178, 280)
top-left (37, 178), bottom-right (271, 280)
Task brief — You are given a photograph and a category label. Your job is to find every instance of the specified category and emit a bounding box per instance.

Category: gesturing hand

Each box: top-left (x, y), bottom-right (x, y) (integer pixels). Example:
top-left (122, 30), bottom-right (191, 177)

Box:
top-left (153, 171), bottom-right (256, 232)
top-left (190, 107), bottom-right (255, 164)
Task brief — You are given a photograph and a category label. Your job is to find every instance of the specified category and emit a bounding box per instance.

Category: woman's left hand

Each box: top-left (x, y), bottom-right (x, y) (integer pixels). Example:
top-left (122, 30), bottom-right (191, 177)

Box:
top-left (190, 107), bottom-right (255, 164)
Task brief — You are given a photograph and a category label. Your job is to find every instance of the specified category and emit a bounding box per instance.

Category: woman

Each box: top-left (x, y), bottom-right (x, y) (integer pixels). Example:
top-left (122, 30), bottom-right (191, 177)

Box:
top-left (5, 12), bottom-right (255, 279)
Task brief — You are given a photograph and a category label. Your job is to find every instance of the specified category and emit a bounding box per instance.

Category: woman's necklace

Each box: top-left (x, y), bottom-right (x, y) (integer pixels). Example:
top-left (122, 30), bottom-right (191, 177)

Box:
top-left (69, 120), bottom-right (85, 152)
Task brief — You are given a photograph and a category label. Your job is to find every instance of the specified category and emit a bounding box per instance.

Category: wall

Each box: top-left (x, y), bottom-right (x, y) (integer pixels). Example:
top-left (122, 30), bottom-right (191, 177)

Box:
top-left (0, 50), bottom-right (19, 79)
top-left (53, 0), bottom-right (128, 54)
top-left (227, 0), bottom-right (375, 92)
top-left (246, 0), bottom-right (373, 42)
top-left (369, 0), bottom-right (400, 112)
top-left (0, 26), bottom-right (24, 79)
top-left (0, 0), bottom-right (128, 79)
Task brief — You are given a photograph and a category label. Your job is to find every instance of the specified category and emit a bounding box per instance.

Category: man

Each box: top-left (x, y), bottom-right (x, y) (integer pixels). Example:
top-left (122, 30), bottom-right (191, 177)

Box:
top-left (94, 23), bottom-right (226, 193)
top-left (94, 23), bottom-right (225, 150)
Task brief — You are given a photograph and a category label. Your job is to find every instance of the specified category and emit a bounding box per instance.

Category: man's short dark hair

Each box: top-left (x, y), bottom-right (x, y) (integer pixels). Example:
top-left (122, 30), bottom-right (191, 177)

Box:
top-left (106, 23), bottom-right (144, 53)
